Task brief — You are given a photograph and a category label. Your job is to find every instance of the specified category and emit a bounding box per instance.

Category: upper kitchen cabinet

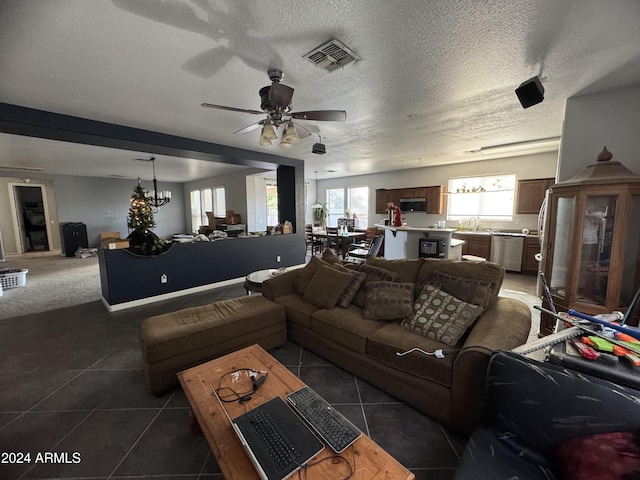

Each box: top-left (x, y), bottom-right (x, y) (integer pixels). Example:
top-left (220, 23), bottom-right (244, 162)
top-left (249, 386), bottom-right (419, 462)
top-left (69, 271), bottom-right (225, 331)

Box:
top-left (425, 185), bottom-right (445, 214)
top-left (516, 178), bottom-right (554, 214)
top-left (376, 186), bottom-right (444, 214)
top-left (541, 148), bottom-right (640, 335)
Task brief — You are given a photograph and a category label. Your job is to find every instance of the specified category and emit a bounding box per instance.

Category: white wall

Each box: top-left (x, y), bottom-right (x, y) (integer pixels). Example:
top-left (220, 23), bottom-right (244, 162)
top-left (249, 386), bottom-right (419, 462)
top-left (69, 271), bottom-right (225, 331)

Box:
top-left (314, 152), bottom-right (559, 232)
top-left (559, 84), bottom-right (640, 181)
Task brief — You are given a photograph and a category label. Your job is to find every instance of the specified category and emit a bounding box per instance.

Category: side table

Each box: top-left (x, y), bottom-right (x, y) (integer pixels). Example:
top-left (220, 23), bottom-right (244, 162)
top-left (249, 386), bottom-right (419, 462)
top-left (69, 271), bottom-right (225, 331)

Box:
top-left (244, 268), bottom-right (286, 294)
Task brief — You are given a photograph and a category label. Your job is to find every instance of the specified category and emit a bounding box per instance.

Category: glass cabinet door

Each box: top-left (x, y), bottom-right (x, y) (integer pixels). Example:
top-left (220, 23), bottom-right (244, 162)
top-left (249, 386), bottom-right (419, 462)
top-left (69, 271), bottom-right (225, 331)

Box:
top-left (549, 195), bottom-right (576, 300)
top-left (621, 194), bottom-right (640, 307)
top-left (577, 195), bottom-right (617, 306)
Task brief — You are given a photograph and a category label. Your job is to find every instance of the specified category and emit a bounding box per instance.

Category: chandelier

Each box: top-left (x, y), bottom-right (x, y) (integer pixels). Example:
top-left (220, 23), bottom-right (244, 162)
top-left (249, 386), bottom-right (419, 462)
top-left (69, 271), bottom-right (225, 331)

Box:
top-left (137, 157), bottom-right (171, 208)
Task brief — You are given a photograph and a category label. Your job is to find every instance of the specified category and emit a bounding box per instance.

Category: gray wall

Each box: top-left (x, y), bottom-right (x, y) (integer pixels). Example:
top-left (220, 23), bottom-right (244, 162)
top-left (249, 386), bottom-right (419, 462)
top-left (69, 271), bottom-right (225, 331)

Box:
top-left (0, 174), bottom-right (185, 255)
top-left (54, 175), bottom-right (185, 246)
top-left (559, 83), bottom-right (640, 181)
top-left (315, 152), bottom-right (559, 232)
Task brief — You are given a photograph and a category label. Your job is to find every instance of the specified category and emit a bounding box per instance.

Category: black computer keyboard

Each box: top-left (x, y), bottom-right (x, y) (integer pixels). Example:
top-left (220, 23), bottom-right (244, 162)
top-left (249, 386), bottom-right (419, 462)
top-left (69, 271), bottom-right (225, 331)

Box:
top-left (248, 409), bottom-right (297, 471)
top-left (287, 386), bottom-right (361, 453)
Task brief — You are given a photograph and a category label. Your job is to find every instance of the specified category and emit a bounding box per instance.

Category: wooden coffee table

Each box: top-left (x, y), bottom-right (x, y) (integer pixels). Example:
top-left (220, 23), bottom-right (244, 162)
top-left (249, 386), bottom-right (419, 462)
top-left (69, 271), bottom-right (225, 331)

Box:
top-left (178, 344), bottom-right (415, 480)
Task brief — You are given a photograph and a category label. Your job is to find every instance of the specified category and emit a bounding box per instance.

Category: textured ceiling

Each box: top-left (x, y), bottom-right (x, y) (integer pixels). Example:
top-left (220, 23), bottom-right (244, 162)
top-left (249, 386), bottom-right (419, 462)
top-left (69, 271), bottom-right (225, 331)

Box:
top-left (1, 0), bottom-right (639, 181)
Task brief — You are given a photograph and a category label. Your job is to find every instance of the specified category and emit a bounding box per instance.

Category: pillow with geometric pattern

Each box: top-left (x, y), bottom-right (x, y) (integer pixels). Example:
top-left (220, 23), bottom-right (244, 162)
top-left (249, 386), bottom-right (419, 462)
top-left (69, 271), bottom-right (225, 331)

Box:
top-left (429, 271), bottom-right (495, 307)
top-left (362, 281), bottom-right (415, 320)
top-left (400, 283), bottom-right (484, 346)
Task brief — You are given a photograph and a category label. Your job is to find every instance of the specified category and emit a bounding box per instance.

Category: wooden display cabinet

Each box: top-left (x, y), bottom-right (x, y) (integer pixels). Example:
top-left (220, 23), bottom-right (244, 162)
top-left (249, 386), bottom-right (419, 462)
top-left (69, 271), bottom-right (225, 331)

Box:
top-left (540, 148), bottom-right (640, 335)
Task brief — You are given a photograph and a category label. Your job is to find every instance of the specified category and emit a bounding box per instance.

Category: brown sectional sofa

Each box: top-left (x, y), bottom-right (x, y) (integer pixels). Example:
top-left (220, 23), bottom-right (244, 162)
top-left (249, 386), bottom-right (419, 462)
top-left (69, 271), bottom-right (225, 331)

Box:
top-left (262, 253), bottom-right (532, 434)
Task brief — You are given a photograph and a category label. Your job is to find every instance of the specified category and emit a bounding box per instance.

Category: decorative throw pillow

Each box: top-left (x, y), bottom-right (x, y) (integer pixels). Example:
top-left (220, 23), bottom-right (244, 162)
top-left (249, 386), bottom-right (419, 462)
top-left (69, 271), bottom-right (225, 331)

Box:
top-left (555, 431), bottom-right (640, 480)
top-left (302, 265), bottom-right (355, 309)
top-left (362, 281), bottom-right (415, 320)
top-left (401, 283), bottom-right (483, 346)
top-left (321, 248), bottom-right (342, 265)
top-left (331, 264), bottom-right (366, 308)
top-left (352, 264), bottom-right (400, 308)
top-left (295, 256), bottom-right (328, 295)
top-left (430, 271), bottom-right (495, 307)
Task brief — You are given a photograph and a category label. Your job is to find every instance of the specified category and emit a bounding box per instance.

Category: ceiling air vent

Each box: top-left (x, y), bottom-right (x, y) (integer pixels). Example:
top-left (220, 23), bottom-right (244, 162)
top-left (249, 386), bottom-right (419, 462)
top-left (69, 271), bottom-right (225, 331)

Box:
top-left (0, 165), bottom-right (43, 172)
top-left (304, 39), bottom-right (360, 72)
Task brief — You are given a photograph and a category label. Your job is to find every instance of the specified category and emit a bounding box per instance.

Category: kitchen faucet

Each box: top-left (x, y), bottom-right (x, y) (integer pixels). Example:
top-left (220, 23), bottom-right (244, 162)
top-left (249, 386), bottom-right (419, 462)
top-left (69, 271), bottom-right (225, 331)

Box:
top-left (468, 217), bottom-right (478, 231)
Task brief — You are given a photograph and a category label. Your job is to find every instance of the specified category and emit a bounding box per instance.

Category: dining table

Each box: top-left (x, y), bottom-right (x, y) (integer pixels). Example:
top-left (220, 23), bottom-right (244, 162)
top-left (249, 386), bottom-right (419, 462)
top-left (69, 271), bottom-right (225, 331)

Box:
top-left (311, 230), bottom-right (366, 258)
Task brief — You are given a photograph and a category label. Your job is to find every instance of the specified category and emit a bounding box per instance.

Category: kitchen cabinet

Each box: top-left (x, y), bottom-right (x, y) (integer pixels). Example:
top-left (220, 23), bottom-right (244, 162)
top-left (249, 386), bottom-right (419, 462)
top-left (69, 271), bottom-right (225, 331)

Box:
top-left (540, 148), bottom-right (640, 335)
top-left (426, 185), bottom-right (444, 214)
top-left (516, 178), bottom-right (554, 214)
top-left (376, 186), bottom-right (444, 214)
top-left (452, 233), bottom-right (491, 260)
top-left (375, 189), bottom-right (389, 214)
top-left (521, 235), bottom-right (541, 275)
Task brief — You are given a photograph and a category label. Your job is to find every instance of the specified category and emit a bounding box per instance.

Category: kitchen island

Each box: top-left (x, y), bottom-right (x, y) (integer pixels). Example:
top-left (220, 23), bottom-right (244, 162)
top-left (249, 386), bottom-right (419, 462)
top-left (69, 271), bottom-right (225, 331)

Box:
top-left (375, 224), bottom-right (464, 260)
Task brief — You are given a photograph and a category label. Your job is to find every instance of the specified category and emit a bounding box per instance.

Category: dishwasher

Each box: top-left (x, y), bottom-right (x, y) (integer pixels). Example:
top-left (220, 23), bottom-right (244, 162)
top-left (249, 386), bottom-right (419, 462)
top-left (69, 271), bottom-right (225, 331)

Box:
top-left (490, 233), bottom-right (525, 272)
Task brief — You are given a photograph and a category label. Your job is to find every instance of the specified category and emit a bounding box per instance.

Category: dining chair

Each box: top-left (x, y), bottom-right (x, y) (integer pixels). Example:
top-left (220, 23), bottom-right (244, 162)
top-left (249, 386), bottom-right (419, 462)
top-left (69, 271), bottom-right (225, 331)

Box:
top-left (304, 224), bottom-right (323, 255)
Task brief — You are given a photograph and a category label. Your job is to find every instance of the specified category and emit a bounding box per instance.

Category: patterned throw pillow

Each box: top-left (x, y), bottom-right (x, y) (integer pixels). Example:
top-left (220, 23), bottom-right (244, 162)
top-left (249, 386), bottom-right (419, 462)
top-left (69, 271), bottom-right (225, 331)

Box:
top-left (362, 281), bottom-right (415, 320)
top-left (331, 264), bottom-right (367, 308)
top-left (401, 283), bottom-right (484, 346)
top-left (302, 265), bottom-right (355, 309)
top-left (352, 264), bottom-right (400, 308)
top-left (429, 271), bottom-right (495, 307)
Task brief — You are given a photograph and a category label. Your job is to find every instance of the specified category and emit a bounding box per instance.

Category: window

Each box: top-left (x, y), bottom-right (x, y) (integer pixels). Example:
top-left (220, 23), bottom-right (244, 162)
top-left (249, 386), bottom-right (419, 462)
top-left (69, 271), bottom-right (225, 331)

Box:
top-left (326, 186), bottom-right (369, 227)
top-left (266, 182), bottom-right (278, 226)
top-left (190, 187), bottom-right (226, 232)
top-left (447, 174), bottom-right (516, 221)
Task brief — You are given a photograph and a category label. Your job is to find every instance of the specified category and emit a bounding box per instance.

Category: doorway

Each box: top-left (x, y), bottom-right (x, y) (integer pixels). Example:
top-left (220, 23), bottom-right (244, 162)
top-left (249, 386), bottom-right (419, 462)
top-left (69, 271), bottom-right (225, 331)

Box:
top-left (12, 185), bottom-right (51, 253)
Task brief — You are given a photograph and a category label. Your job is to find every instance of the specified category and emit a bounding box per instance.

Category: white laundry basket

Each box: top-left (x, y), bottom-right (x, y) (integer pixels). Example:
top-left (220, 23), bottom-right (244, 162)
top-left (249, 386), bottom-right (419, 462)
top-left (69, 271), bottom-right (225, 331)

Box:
top-left (0, 269), bottom-right (28, 289)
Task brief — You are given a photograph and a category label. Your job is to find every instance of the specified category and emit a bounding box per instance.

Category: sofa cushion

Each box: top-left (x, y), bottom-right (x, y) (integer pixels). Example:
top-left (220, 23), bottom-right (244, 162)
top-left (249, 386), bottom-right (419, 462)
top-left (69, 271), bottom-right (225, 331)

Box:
top-left (364, 257), bottom-right (424, 283)
top-left (273, 293), bottom-right (322, 329)
top-left (352, 264), bottom-right (400, 307)
top-left (302, 265), bottom-right (354, 309)
top-left (331, 264), bottom-right (366, 308)
top-left (416, 259), bottom-right (504, 307)
top-left (429, 271), bottom-right (495, 307)
top-left (401, 283), bottom-right (483, 346)
top-left (362, 281), bottom-right (415, 320)
top-left (321, 248), bottom-right (342, 265)
top-left (366, 323), bottom-right (456, 386)
top-left (311, 305), bottom-right (388, 353)
top-left (295, 256), bottom-right (329, 294)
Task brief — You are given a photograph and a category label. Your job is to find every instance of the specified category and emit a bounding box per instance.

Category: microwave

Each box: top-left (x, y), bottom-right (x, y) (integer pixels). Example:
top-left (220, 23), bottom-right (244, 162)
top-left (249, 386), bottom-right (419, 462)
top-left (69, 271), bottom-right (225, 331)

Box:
top-left (400, 198), bottom-right (427, 212)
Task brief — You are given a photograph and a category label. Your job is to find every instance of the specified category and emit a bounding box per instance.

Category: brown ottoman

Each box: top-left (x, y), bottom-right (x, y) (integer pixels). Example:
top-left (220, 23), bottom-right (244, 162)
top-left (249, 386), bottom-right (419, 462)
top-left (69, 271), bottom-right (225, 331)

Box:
top-left (139, 295), bottom-right (286, 395)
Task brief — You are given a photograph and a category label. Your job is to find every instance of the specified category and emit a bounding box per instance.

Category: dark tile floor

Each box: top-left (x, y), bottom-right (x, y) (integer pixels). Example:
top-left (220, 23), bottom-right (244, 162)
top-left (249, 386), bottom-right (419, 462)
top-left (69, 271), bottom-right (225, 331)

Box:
top-left (0, 281), bottom-right (474, 480)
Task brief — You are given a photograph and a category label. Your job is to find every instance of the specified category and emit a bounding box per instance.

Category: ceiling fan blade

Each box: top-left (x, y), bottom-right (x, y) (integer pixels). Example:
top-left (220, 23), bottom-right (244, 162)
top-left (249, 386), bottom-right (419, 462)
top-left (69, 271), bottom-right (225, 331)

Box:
top-left (201, 103), bottom-right (264, 115)
top-left (234, 120), bottom-right (265, 135)
top-left (290, 110), bottom-right (347, 121)
top-left (269, 83), bottom-right (294, 108)
top-left (293, 123), bottom-right (312, 139)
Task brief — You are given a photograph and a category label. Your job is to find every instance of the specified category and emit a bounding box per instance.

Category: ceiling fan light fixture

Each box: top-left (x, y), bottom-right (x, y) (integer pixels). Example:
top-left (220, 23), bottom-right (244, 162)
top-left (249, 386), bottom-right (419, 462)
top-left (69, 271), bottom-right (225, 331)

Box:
top-left (258, 137), bottom-right (273, 146)
top-left (282, 121), bottom-right (300, 143)
top-left (279, 137), bottom-right (294, 148)
top-left (259, 121), bottom-right (277, 142)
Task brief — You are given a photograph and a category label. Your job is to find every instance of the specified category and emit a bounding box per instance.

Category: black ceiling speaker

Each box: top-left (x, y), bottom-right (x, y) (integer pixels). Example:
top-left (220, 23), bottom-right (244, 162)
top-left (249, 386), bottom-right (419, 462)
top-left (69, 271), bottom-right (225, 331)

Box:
top-left (515, 76), bottom-right (545, 108)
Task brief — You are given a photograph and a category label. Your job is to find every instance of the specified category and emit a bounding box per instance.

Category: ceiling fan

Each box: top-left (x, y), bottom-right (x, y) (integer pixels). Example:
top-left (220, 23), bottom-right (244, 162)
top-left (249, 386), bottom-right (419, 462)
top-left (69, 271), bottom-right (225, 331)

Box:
top-left (201, 68), bottom-right (346, 148)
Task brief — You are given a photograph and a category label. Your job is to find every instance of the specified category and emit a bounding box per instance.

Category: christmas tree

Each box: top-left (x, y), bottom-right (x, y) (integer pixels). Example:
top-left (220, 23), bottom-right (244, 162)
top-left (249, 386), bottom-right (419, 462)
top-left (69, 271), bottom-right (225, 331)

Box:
top-left (127, 180), bottom-right (155, 231)
top-left (126, 178), bottom-right (166, 255)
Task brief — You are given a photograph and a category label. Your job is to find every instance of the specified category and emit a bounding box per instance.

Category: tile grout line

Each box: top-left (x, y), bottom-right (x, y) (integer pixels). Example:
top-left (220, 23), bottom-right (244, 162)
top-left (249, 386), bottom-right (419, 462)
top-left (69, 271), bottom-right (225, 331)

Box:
top-left (353, 377), bottom-right (371, 437)
top-left (105, 388), bottom-right (178, 480)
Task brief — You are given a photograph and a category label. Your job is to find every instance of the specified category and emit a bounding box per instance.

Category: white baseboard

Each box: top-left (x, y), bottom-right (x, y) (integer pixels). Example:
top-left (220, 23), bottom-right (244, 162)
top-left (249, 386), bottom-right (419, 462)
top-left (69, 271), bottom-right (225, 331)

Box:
top-left (102, 276), bottom-right (246, 312)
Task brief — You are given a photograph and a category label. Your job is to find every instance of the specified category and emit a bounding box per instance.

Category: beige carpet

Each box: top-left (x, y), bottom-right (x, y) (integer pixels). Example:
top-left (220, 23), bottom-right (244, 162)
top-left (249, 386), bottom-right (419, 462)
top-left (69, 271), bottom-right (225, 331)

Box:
top-left (0, 253), bottom-right (101, 319)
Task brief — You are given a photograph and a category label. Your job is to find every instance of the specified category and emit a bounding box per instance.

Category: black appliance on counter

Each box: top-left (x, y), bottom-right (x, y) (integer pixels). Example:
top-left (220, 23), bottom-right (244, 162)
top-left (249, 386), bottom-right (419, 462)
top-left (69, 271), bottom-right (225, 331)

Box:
top-left (418, 237), bottom-right (445, 258)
